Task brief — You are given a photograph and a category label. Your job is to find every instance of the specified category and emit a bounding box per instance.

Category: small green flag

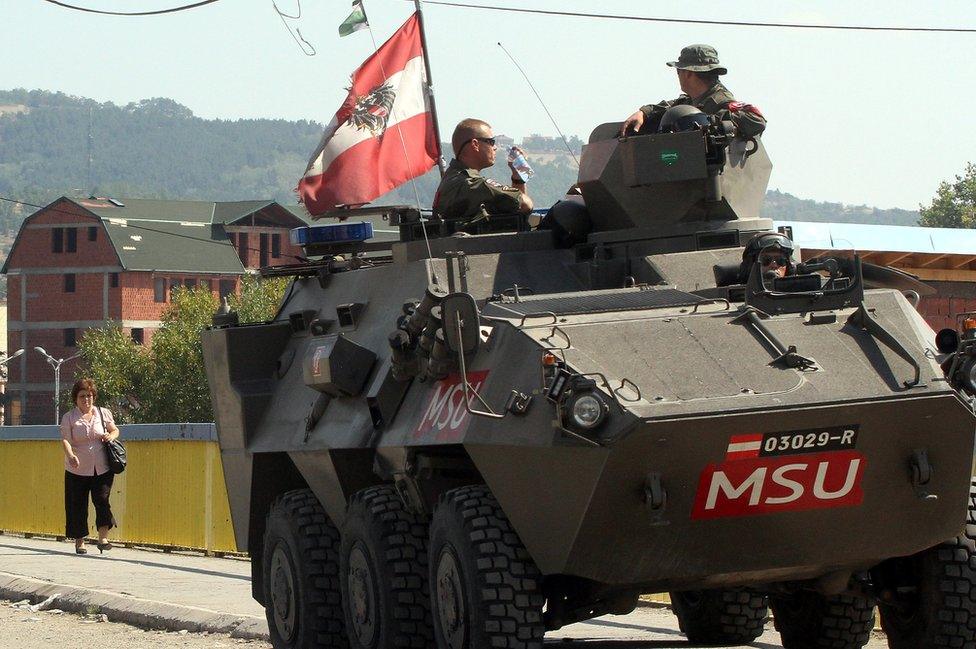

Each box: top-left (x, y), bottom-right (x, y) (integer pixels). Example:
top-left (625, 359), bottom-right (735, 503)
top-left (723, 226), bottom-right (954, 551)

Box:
top-left (338, 1), bottom-right (368, 37)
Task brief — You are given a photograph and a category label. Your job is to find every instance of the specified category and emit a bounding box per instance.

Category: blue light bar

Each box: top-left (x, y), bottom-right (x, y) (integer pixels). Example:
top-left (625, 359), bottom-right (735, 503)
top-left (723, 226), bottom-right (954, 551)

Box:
top-left (290, 221), bottom-right (374, 246)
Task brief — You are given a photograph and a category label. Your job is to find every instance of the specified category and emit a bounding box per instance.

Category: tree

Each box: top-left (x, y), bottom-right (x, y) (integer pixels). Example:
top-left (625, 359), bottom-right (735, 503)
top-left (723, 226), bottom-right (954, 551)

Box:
top-left (72, 275), bottom-right (288, 423)
top-left (918, 163), bottom-right (976, 228)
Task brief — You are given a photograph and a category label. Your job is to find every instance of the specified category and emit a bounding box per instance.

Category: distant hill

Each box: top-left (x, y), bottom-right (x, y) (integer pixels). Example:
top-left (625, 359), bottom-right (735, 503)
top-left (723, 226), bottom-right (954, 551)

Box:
top-left (762, 189), bottom-right (919, 226)
top-left (0, 88), bottom-right (921, 252)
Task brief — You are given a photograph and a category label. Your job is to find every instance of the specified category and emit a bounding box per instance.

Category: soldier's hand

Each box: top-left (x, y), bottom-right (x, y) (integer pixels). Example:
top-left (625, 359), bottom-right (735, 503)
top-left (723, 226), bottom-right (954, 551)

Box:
top-left (620, 111), bottom-right (644, 136)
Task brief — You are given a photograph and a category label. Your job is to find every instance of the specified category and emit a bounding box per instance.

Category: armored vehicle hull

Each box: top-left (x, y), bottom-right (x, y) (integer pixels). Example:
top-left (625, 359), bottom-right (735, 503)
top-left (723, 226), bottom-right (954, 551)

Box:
top-left (204, 127), bottom-right (976, 649)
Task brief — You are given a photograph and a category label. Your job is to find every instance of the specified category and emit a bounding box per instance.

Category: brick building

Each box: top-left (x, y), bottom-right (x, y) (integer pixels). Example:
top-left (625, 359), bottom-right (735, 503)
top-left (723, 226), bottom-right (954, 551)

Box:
top-left (2, 197), bottom-right (306, 424)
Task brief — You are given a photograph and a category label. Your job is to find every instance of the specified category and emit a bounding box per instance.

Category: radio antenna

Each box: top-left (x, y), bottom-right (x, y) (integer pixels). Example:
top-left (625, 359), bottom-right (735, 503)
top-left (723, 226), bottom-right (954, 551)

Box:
top-left (497, 41), bottom-right (579, 167)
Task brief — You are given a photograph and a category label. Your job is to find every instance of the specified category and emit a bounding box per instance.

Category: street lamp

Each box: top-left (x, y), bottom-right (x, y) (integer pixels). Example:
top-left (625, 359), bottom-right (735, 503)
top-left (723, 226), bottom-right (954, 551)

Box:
top-left (0, 349), bottom-right (25, 367)
top-left (34, 347), bottom-right (82, 425)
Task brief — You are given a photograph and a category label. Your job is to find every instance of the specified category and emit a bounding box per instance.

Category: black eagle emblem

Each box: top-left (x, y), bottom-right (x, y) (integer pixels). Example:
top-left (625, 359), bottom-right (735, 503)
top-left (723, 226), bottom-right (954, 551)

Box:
top-left (344, 82), bottom-right (397, 135)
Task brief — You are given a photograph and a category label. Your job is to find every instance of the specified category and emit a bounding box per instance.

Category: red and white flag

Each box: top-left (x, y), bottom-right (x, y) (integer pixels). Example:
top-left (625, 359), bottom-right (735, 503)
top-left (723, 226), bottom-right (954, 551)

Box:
top-left (298, 13), bottom-right (439, 215)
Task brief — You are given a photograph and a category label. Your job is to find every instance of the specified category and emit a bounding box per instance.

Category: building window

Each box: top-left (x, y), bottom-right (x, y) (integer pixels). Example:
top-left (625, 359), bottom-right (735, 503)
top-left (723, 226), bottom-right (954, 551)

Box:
top-left (260, 233), bottom-right (269, 268)
top-left (64, 273), bottom-right (76, 293)
top-left (219, 279), bottom-right (235, 299)
top-left (154, 277), bottom-right (167, 302)
top-left (131, 328), bottom-right (144, 345)
top-left (52, 228), bottom-right (64, 253)
top-left (110, 273), bottom-right (119, 288)
top-left (64, 328), bottom-right (76, 348)
top-left (66, 227), bottom-right (77, 253)
top-left (88, 226), bottom-right (98, 242)
top-left (169, 278), bottom-right (181, 300)
top-left (184, 278), bottom-right (197, 289)
top-left (237, 233), bottom-right (249, 265)
top-left (200, 278), bottom-right (212, 292)
top-left (271, 233), bottom-right (281, 259)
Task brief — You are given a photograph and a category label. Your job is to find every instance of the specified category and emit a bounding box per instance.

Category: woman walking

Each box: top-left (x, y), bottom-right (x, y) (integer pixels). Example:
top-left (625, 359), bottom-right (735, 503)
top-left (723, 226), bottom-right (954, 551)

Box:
top-left (60, 378), bottom-right (121, 555)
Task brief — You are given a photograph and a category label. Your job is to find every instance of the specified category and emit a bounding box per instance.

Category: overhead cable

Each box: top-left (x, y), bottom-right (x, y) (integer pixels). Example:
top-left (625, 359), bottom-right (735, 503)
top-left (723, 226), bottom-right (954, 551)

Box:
top-left (416, 1), bottom-right (976, 33)
top-left (41, 0), bottom-right (221, 17)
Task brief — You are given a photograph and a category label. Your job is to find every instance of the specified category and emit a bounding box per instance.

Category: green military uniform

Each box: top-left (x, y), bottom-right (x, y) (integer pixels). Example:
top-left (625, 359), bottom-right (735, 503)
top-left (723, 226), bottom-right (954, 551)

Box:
top-left (432, 158), bottom-right (522, 225)
top-left (640, 44), bottom-right (766, 140)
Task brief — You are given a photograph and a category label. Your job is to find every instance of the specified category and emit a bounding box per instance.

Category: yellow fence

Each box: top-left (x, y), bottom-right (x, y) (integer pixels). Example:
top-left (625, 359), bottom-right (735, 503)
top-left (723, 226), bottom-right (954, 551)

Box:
top-left (0, 439), bottom-right (239, 553)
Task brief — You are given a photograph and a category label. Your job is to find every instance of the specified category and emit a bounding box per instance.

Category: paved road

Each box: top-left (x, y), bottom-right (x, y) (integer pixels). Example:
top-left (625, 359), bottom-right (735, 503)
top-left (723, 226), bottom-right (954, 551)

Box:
top-left (0, 534), bottom-right (892, 648)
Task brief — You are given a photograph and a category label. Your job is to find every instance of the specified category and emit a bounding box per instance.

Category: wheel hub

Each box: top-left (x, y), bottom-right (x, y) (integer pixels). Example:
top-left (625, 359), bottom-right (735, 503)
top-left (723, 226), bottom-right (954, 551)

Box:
top-left (269, 545), bottom-right (297, 642)
top-left (348, 543), bottom-right (378, 647)
top-left (435, 546), bottom-right (467, 649)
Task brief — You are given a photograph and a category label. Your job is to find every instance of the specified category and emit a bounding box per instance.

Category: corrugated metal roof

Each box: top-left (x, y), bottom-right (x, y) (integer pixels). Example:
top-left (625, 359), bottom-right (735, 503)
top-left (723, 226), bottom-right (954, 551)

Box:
top-left (212, 200), bottom-right (277, 224)
top-left (775, 220), bottom-right (976, 255)
top-left (102, 219), bottom-right (244, 274)
top-left (78, 198), bottom-right (218, 223)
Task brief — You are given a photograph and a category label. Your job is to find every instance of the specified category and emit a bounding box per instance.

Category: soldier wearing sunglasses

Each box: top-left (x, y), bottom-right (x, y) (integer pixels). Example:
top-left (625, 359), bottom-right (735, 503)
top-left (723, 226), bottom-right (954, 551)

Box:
top-left (739, 231), bottom-right (795, 281)
top-left (432, 118), bottom-right (533, 228)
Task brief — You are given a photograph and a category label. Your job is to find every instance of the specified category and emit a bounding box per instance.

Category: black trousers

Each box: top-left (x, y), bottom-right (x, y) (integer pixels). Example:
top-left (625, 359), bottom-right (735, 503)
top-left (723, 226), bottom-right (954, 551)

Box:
top-left (64, 470), bottom-right (116, 540)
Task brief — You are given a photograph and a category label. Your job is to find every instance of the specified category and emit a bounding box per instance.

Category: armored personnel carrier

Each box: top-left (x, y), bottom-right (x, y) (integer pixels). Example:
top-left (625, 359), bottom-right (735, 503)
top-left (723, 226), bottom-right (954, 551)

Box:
top-left (203, 114), bottom-right (976, 649)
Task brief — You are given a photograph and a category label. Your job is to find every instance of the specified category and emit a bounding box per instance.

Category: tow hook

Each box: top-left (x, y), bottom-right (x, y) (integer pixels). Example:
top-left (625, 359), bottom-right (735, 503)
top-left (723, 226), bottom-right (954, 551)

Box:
top-left (644, 472), bottom-right (669, 525)
top-left (911, 449), bottom-right (938, 501)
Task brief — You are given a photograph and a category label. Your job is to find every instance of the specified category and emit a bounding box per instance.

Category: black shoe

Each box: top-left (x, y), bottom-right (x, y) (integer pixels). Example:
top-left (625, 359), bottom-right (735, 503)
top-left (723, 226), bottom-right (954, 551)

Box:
top-left (97, 542), bottom-right (112, 554)
top-left (75, 547), bottom-right (87, 555)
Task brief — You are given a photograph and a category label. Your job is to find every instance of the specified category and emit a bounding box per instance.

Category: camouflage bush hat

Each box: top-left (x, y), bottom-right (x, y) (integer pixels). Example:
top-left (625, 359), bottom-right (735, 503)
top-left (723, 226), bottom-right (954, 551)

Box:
top-left (666, 44), bottom-right (727, 75)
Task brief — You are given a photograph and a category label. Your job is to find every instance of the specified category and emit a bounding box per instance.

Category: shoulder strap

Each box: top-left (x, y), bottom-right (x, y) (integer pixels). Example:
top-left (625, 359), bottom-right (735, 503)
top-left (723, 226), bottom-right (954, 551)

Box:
top-left (97, 406), bottom-right (105, 431)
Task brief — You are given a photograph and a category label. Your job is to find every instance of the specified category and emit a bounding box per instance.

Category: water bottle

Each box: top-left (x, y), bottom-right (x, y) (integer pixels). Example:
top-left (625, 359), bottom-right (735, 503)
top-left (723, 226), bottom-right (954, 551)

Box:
top-left (507, 147), bottom-right (534, 183)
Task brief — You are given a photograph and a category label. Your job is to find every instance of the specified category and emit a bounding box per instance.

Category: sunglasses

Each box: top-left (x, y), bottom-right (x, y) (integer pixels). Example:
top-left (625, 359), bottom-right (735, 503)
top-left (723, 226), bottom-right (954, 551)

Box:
top-left (456, 136), bottom-right (497, 157)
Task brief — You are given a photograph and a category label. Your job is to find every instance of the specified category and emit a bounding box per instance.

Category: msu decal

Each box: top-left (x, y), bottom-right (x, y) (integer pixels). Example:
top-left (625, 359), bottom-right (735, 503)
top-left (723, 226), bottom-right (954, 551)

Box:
top-left (692, 427), bottom-right (866, 520)
top-left (413, 371), bottom-right (489, 442)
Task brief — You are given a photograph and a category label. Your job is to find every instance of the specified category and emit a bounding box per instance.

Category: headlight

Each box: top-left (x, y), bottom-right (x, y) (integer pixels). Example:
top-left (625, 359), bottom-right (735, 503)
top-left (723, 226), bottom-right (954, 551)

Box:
top-left (567, 391), bottom-right (609, 430)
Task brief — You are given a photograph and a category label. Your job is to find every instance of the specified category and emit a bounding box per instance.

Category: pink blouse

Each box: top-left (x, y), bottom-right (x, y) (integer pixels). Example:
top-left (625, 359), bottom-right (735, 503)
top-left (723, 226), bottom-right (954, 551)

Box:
top-left (60, 406), bottom-right (116, 476)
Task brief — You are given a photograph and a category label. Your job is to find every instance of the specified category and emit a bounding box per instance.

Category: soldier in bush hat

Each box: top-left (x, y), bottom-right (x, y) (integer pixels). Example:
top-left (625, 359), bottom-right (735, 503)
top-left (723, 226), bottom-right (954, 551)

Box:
top-left (619, 44), bottom-right (766, 139)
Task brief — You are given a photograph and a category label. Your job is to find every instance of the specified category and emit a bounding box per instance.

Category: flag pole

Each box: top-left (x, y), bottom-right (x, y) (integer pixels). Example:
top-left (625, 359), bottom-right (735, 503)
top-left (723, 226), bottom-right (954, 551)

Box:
top-left (413, 0), bottom-right (446, 176)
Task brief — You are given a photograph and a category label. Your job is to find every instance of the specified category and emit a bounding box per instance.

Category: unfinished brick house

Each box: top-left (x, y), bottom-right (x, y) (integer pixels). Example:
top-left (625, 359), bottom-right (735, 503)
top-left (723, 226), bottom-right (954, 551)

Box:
top-left (2, 197), bottom-right (307, 424)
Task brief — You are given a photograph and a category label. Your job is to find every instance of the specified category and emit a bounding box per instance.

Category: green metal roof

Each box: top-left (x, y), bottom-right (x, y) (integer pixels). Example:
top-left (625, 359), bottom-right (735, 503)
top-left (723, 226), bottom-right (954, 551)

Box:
top-left (102, 219), bottom-right (244, 274)
top-left (77, 198), bottom-right (218, 223)
top-left (212, 200), bottom-right (278, 224)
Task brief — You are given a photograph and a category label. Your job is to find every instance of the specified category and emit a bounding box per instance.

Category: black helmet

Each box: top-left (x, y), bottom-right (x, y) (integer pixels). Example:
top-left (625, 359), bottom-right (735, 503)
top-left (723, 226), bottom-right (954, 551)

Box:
top-left (739, 231), bottom-right (795, 279)
top-left (658, 105), bottom-right (710, 133)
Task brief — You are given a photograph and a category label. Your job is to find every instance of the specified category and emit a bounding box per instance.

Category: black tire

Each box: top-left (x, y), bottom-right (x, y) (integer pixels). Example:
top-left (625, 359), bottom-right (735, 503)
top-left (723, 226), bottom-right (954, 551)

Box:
top-left (878, 479), bottom-right (976, 649)
top-left (428, 484), bottom-right (545, 649)
top-left (262, 488), bottom-right (347, 649)
top-left (770, 591), bottom-right (875, 649)
top-left (669, 588), bottom-right (768, 644)
top-left (339, 485), bottom-right (433, 649)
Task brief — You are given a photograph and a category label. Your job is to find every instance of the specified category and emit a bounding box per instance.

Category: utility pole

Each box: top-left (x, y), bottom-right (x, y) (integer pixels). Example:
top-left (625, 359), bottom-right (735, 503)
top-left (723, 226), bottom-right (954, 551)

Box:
top-left (87, 106), bottom-right (94, 195)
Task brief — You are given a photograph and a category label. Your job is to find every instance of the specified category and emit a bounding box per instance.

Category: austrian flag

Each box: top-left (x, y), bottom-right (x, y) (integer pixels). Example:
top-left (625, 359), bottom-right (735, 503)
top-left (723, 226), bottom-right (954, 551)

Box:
top-left (298, 13), bottom-right (439, 214)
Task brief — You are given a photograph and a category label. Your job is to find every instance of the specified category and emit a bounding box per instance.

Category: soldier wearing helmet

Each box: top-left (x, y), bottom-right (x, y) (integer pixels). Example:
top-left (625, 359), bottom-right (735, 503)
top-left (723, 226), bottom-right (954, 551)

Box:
top-left (619, 44), bottom-right (766, 139)
top-left (740, 231), bottom-right (795, 282)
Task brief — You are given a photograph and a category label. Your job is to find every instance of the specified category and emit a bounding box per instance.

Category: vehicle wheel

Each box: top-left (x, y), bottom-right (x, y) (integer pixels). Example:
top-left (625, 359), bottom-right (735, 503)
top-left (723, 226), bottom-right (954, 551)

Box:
top-left (428, 484), bottom-right (545, 649)
top-left (770, 591), bottom-right (875, 649)
top-left (878, 479), bottom-right (976, 649)
top-left (670, 588), bottom-right (768, 644)
top-left (262, 488), bottom-right (347, 649)
top-left (339, 485), bottom-right (433, 649)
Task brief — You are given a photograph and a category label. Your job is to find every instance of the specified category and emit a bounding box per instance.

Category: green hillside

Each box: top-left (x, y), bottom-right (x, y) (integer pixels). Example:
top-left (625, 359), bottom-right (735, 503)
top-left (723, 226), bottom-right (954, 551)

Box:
top-left (0, 88), bottom-right (922, 251)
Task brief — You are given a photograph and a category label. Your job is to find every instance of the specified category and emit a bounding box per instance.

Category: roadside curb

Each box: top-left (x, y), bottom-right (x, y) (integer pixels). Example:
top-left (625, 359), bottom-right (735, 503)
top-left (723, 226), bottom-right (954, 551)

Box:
top-left (0, 572), bottom-right (269, 641)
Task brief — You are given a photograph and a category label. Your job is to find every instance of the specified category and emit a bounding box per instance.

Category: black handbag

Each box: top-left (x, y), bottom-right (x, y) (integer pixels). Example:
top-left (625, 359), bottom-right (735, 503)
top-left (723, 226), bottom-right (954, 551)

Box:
top-left (98, 407), bottom-right (127, 474)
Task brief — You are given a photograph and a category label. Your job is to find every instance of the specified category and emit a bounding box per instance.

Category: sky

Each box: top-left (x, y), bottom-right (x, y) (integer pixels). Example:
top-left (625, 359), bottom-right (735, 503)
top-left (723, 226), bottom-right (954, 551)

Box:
top-left (3, 0), bottom-right (974, 210)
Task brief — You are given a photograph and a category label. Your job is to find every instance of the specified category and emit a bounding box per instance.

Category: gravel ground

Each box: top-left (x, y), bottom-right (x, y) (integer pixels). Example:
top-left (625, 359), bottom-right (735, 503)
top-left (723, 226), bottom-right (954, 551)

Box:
top-left (0, 598), bottom-right (271, 649)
